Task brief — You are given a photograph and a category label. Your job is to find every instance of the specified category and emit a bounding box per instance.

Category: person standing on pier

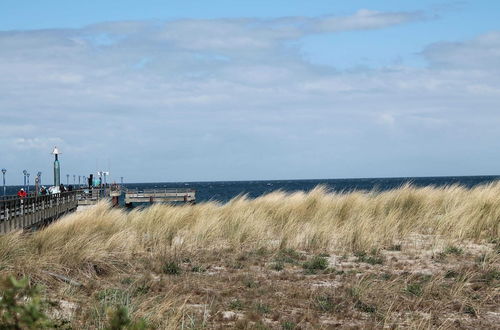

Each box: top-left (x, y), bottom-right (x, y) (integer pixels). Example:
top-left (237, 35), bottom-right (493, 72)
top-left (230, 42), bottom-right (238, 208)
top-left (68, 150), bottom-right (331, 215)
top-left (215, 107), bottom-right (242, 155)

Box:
top-left (17, 188), bottom-right (26, 198)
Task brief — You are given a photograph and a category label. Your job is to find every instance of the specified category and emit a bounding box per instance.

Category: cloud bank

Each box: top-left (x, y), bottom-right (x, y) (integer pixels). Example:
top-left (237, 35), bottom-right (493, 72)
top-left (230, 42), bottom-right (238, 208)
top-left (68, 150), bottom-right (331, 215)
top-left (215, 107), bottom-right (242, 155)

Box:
top-left (0, 10), bottom-right (499, 182)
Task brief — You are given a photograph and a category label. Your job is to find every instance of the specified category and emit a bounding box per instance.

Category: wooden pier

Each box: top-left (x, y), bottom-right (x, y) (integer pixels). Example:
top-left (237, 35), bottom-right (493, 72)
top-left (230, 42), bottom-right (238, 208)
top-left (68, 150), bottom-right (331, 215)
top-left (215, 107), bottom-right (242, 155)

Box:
top-left (0, 191), bottom-right (78, 234)
top-left (77, 188), bottom-right (110, 206)
top-left (124, 188), bottom-right (195, 206)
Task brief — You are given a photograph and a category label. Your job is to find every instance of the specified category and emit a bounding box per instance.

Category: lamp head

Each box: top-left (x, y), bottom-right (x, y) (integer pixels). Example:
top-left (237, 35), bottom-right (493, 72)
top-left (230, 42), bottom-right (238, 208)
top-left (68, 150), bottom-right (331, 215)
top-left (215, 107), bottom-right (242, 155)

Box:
top-left (23, 170), bottom-right (27, 175)
top-left (52, 146), bottom-right (61, 155)
top-left (1, 168), bottom-right (6, 174)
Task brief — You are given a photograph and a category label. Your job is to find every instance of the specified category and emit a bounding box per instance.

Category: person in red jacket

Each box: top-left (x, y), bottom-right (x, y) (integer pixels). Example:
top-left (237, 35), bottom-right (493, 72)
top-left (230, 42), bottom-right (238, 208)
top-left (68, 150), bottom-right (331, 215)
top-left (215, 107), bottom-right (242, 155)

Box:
top-left (17, 188), bottom-right (27, 198)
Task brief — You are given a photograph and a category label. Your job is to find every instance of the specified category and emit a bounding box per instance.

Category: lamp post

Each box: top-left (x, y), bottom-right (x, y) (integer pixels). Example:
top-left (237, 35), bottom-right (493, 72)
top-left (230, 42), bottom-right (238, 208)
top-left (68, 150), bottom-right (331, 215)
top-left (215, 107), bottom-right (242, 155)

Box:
top-left (1, 168), bottom-right (6, 197)
top-left (26, 172), bottom-right (30, 193)
top-left (120, 177), bottom-right (123, 185)
top-left (23, 170), bottom-right (27, 191)
top-left (66, 174), bottom-right (69, 185)
top-left (78, 175), bottom-right (81, 187)
top-left (52, 147), bottom-right (61, 186)
top-left (73, 174), bottom-right (76, 185)
top-left (37, 171), bottom-right (42, 194)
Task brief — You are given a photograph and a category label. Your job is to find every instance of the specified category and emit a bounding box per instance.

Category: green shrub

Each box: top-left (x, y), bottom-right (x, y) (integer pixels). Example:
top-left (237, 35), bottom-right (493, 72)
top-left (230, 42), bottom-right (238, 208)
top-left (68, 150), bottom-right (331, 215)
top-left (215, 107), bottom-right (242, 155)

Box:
top-left (444, 270), bottom-right (459, 278)
top-left (98, 288), bottom-right (131, 307)
top-left (243, 277), bottom-right (258, 288)
top-left (481, 269), bottom-right (500, 283)
top-left (275, 249), bottom-right (302, 264)
top-left (254, 247), bottom-right (269, 256)
top-left (191, 265), bottom-right (206, 273)
top-left (162, 261), bottom-right (181, 275)
top-left (387, 244), bottom-right (402, 251)
top-left (463, 305), bottom-right (476, 317)
top-left (354, 251), bottom-right (384, 265)
top-left (354, 300), bottom-right (376, 313)
top-left (314, 295), bottom-right (335, 312)
top-left (444, 246), bottom-right (463, 256)
top-left (133, 283), bottom-right (150, 296)
top-left (0, 276), bottom-right (54, 329)
top-left (303, 255), bottom-right (329, 273)
top-left (106, 305), bottom-right (148, 330)
top-left (255, 302), bottom-right (270, 315)
top-left (281, 321), bottom-right (296, 329)
top-left (270, 261), bottom-right (284, 271)
top-left (229, 299), bottom-right (244, 310)
top-left (364, 256), bottom-right (384, 265)
top-left (405, 283), bottom-right (423, 296)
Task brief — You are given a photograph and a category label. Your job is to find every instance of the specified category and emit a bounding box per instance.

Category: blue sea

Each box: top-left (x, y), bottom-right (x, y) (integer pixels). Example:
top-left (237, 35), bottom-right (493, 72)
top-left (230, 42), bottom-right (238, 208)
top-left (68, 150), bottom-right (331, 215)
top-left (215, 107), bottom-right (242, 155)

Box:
top-left (3, 176), bottom-right (499, 203)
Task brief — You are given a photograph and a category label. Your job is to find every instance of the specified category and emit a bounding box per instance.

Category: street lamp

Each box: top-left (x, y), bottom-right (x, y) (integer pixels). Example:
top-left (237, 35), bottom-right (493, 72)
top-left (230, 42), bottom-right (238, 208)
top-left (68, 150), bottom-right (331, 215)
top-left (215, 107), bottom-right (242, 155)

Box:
top-left (66, 174), bottom-right (69, 185)
top-left (37, 171), bottom-right (42, 194)
top-left (1, 168), bottom-right (6, 197)
top-left (23, 170), bottom-right (27, 191)
top-left (73, 174), bottom-right (76, 185)
top-left (52, 147), bottom-right (61, 186)
top-left (78, 175), bottom-right (81, 187)
top-left (26, 172), bottom-right (30, 193)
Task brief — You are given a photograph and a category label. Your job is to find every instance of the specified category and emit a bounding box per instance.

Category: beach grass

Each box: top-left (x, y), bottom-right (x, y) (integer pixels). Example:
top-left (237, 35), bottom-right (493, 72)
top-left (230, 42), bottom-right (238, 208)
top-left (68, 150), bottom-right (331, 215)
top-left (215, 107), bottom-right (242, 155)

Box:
top-left (0, 183), bottom-right (499, 328)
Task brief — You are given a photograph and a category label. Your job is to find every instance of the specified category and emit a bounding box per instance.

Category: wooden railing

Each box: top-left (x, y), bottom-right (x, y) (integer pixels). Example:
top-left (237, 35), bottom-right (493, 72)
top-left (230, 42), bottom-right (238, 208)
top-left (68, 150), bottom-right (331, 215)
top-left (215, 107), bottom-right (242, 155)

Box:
top-left (0, 191), bottom-right (78, 234)
top-left (77, 188), bottom-right (110, 205)
top-left (124, 188), bottom-right (196, 204)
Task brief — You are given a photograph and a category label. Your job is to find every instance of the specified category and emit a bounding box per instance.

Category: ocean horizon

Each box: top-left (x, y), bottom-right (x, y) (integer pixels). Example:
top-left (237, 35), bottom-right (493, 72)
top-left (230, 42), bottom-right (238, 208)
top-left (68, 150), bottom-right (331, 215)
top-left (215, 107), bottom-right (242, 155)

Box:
top-left (5, 175), bottom-right (498, 203)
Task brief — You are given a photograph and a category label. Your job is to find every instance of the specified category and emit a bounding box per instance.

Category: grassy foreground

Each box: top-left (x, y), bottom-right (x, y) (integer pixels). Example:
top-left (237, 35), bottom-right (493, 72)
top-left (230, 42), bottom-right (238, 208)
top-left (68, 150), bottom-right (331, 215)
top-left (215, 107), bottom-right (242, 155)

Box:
top-left (0, 184), bottom-right (499, 328)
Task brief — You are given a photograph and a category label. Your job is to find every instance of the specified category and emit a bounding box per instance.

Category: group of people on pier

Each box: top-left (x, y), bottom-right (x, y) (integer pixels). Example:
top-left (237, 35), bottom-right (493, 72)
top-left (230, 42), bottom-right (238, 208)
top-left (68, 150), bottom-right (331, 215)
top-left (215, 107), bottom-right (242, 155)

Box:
top-left (16, 184), bottom-right (75, 199)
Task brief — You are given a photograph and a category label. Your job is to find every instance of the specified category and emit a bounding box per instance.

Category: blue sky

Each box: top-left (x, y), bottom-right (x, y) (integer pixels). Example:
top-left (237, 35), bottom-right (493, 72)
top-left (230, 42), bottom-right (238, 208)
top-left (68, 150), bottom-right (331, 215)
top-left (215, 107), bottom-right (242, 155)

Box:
top-left (1, 1), bottom-right (500, 184)
top-left (2, 1), bottom-right (499, 68)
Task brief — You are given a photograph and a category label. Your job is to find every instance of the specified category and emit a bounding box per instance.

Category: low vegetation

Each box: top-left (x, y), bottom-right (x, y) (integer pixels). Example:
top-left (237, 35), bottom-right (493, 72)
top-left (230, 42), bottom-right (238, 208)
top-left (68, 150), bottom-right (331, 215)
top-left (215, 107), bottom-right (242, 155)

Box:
top-left (0, 183), bottom-right (499, 328)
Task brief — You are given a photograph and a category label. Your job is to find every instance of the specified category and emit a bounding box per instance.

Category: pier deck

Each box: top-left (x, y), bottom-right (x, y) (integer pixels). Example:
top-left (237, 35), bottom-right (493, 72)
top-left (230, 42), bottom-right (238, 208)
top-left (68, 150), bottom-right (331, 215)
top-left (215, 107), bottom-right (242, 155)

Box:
top-left (0, 191), bottom-right (78, 234)
top-left (125, 188), bottom-right (195, 205)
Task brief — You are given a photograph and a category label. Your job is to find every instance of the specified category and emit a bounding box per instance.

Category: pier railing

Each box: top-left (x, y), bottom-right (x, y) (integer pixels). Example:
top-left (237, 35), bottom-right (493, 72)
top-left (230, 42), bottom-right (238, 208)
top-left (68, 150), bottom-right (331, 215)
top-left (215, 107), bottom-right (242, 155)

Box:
top-left (0, 191), bottom-right (78, 234)
top-left (77, 187), bottom-right (111, 205)
top-left (124, 188), bottom-right (196, 204)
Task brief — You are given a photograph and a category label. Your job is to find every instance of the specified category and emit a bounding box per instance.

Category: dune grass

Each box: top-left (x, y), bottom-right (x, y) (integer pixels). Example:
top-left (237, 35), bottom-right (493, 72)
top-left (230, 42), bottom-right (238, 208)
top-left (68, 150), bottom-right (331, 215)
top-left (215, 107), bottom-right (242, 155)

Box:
top-left (0, 183), bottom-right (499, 328)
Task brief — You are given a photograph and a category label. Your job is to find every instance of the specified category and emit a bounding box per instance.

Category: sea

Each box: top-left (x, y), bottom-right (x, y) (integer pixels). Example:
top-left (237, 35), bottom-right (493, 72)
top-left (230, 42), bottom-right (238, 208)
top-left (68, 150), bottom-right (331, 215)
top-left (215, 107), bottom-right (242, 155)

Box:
top-left (4, 175), bottom-right (498, 203)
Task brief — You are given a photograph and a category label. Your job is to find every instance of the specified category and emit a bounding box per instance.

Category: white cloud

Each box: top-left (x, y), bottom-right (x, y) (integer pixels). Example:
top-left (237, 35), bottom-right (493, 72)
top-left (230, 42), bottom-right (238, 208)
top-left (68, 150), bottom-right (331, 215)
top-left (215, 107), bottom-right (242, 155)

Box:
top-left (312, 9), bottom-right (424, 32)
top-left (422, 31), bottom-right (500, 70)
top-left (13, 137), bottom-right (64, 151)
top-left (0, 11), bottom-right (499, 181)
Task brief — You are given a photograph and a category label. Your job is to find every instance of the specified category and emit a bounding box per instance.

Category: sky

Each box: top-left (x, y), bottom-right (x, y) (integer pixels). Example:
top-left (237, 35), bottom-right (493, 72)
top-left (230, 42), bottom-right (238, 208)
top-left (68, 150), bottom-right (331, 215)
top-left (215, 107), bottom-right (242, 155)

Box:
top-left (1, 0), bottom-right (500, 184)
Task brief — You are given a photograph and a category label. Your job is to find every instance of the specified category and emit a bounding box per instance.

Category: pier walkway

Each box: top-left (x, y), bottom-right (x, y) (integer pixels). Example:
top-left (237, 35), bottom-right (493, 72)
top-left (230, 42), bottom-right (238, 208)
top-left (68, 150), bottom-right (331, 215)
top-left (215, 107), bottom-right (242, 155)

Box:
top-left (0, 191), bottom-right (78, 234)
top-left (125, 188), bottom-right (195, 205)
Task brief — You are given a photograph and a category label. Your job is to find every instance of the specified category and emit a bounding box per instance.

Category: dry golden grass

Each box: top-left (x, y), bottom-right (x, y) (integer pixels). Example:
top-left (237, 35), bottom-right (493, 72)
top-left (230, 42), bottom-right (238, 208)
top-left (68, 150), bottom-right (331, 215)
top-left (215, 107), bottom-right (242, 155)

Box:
top-left (0, 183), bottom-right (499, 328)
